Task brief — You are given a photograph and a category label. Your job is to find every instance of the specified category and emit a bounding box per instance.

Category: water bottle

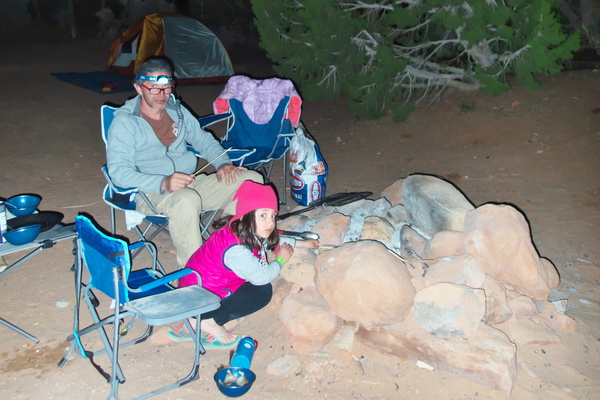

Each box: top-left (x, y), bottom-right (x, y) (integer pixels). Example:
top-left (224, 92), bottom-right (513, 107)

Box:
top-left (0, 201), bottom-right (7, 243)
top-left (230, 337), bottom-right (257, 369)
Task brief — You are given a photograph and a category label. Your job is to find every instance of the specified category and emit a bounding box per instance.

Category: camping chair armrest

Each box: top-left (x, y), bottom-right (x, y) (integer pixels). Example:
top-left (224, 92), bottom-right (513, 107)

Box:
top-left (128, 242), bottom-right (147, 252)
top-left (199, 112), bottom-right (232, 129)
top-left (128, 240), bottom-right (161, 272)
top-left (131, 268), bottom-right (199, 293)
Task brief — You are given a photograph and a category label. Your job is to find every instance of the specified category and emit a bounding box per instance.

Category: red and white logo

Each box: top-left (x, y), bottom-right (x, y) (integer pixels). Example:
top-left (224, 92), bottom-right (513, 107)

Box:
top-left (290, 173), bottom-right (305, 190)
top-left (310, 181), bottom-right (322, 202)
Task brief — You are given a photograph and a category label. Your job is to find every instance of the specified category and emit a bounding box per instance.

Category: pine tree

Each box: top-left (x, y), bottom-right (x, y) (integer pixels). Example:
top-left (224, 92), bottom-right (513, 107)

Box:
top-left (251, 0), bottom-right (580, 120)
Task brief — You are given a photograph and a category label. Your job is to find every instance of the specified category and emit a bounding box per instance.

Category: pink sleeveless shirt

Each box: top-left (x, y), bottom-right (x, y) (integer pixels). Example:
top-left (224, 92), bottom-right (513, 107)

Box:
top-left (178, 227), bottom-right (253, 298)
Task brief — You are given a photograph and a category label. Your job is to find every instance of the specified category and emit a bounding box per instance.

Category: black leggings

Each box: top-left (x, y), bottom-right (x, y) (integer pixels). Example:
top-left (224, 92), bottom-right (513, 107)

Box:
top-left (202, 282), bottom-right (273, 326)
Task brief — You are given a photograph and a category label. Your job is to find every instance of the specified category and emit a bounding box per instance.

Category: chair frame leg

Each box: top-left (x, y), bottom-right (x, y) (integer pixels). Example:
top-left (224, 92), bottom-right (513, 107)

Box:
top-left (0, 318), bottom-right (39, 343)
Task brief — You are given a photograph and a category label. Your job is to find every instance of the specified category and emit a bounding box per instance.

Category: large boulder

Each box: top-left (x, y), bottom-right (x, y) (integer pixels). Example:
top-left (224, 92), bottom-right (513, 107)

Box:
top-left (314, 241), bottom-right (415, 328)
top-left (462, 204), bottom-right (560, 301)
top-left (402, 174), bottom-right (475, 238)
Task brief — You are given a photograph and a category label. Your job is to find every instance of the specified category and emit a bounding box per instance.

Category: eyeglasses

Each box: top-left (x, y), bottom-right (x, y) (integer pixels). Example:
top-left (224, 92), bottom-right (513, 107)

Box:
top-left (141, 84), bottom-right (175, 95)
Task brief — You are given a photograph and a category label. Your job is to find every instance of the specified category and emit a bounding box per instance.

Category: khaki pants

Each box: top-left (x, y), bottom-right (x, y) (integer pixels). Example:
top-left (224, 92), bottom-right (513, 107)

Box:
top-left (136, 170), bottom-right (263, 267)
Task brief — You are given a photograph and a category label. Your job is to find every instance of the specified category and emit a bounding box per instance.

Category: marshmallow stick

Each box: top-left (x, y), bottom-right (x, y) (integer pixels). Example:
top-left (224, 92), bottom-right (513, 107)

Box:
top-left (192, 150), bottom-right (228, 177)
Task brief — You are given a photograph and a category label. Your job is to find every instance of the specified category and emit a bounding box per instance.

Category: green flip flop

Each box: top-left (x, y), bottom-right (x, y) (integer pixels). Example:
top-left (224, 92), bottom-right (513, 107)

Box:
top-left (200, 332), bottom-right (241, 350)
top-left (166, 323), bottom-right (192, 342)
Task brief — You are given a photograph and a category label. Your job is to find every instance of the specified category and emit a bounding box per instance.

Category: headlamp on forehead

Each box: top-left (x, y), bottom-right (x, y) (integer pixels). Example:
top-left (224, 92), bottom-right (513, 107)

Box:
top-left (136, 74), bottom-right (173, 84)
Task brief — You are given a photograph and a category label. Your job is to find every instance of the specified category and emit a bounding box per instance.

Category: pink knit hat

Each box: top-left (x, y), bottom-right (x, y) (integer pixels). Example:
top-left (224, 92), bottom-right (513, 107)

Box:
top-left (231, 181), bottom-right (279, 222)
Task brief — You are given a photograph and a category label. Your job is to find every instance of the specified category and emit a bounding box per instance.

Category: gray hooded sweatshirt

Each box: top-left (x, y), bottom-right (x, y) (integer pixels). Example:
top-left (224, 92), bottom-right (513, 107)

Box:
top-left (106, 95), bottom-right (231, 194)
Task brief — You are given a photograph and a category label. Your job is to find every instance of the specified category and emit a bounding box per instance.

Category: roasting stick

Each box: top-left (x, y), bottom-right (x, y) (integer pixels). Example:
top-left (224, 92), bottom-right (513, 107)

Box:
top-left (318, 245), bottom-right (442, 264)
top-left (192, 150), bottom-right (229, 177)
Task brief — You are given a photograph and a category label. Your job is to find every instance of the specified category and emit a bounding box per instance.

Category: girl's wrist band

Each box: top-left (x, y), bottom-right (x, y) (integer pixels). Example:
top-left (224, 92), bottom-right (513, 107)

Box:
top-left (275, 257), bottom-right (286, 266)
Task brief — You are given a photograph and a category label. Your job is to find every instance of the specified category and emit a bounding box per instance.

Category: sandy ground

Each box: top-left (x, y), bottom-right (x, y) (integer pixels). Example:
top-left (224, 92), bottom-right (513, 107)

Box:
top-left (0, 34), bottom-right (599, 400)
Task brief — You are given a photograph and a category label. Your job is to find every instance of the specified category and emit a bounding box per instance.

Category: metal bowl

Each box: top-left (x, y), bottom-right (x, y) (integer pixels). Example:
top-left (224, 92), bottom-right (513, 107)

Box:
top-left (3, 224), bottom-right (42, 245)
top-left (214, 367), bottom-right (256, 398)
top-left (5, 194), bottom-right (42, 216)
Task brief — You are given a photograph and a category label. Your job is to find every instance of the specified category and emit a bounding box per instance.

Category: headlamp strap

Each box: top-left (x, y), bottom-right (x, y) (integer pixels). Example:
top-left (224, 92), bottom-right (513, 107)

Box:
top-left (135, 74), bottom-right (173, 84)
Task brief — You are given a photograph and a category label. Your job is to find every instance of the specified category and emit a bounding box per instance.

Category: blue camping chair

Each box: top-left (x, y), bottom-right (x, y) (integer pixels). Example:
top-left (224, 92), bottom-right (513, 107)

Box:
top-left (199, 76), bottom-right (302, 204)
top-left (100, 101), bottom-right (218, 261)
top-left (58, 214), bottom-right (221, 399)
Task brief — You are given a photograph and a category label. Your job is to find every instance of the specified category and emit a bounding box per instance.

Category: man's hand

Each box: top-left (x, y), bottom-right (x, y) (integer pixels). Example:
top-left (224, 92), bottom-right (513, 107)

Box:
top-left (216, 164), bottom-right (247, 184)
top-left (162, 172), bottom-right (194, 192)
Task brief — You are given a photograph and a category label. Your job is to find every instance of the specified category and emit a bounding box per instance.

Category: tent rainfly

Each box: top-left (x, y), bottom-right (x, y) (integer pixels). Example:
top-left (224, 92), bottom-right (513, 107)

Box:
top-left (108, 13), bottom-right (234, 84)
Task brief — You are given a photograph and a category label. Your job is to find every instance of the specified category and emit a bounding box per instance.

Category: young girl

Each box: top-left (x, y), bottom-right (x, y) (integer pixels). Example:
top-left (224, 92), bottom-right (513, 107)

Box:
top-left (167, 180), bottom-right (319, 348)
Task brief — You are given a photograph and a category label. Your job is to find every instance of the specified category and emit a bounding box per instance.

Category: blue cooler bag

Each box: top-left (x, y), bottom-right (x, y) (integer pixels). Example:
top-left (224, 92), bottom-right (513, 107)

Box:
top-left (289, 124), bottom-right (328, 206)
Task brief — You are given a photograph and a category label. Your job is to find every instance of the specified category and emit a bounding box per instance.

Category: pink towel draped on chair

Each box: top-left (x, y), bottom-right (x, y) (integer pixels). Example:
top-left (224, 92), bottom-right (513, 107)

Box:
top-left (213, 75), bottom-right (302, 127)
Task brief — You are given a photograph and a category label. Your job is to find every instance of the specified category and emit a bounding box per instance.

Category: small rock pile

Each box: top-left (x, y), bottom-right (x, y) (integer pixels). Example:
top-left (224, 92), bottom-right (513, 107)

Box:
top-left (273, 173), bottom-right (574, 394)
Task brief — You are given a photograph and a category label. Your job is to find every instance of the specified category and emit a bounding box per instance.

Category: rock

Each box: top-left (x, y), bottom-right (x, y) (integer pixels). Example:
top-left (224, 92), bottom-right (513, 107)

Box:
top-left (413, 282), bottom-right (486, 339)
top-left (494, 315), bottom-right (560, 345)
top-left (462, 204), bottom-right (560, 301)
top-left (535, 300), bottom-right (578, 333)
top-left (311, 212), bottom-right (350, 247)
top-left (405, 259), bottom-right (427, 291)
top-left (55, 299), bottom-right (70, 308)
top-left (329, 349), bottom-right (355, 368)
top-left (423, 254), bottom-right (486, 289)
top-left (360, 216), bottom-right (394, 242)
top-left (402, 174), bottom-right (475, 238)
top-left (277, 214), bottom-right (311, 231)
top-left (349, 198), bottom-right (392, 220)
top-left (508, 295), bottom-right (538, 317)
top-left (381, 178), bottom-right (404, 206)
top-left (302, 206), bottom-right (335, 222)
top-left (384, 204), bottom-right (409, 229)
top-left (550, 314), bottom-right (577, 333)
top-left (423, 230), bottom-right (465, 259)
top-left (270, 278), bottom-right (294, 310)
top-left (279, 287), bottom-right (340, 352)
top-left (333, 199), bottom-right (370, 216)
top-left (356, 313), bottom-right (518, 394)
top-left (399, 224), bottom-right (427, 259)
top-left (324, 321), bottom-right (358, 352)
top-left (280, 247), bottom-right (317, 287)
top-left (266, 354), bottom-right (301, 377)
top-left (314, 241), bottom-right (415, 328)
top-left (482, 276), bottom-right (513, 325)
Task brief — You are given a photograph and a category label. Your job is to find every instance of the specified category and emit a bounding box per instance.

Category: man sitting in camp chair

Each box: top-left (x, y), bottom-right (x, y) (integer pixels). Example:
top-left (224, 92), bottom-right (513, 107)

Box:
top-left (106, 56), bottom-right (262, 268)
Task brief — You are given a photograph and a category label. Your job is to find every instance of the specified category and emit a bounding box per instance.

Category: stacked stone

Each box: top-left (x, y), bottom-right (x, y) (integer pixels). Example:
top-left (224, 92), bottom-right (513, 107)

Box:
top-left (275, 174), bottom-right (570, 394)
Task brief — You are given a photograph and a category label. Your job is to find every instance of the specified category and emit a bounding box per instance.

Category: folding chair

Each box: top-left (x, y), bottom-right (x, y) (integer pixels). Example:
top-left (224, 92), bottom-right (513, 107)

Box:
top-left (100, 102), bottom-right (218, 260)
top-left (58, 214), bottom-right (221, 400)
top-left (199, 76), bottom-right (302, 204)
